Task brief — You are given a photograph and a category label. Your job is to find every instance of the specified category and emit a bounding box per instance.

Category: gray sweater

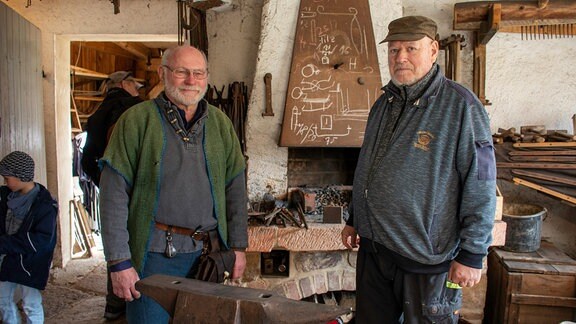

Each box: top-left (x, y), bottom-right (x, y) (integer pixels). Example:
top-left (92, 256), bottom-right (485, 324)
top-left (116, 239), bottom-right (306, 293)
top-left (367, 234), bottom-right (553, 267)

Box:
top-left (350, 66), bottom-right (496, 269)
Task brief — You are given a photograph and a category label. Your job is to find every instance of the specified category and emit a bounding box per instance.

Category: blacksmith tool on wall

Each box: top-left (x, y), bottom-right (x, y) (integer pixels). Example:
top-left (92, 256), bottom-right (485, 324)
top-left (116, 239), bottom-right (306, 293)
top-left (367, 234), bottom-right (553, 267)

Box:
top-left (262, 73), bottom-right (274, 117)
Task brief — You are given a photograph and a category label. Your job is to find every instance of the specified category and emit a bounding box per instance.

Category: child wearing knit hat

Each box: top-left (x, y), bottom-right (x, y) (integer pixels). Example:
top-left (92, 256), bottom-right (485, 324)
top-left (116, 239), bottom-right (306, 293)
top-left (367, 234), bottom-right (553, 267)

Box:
top-left (0, 151), bottom-right (58, 324)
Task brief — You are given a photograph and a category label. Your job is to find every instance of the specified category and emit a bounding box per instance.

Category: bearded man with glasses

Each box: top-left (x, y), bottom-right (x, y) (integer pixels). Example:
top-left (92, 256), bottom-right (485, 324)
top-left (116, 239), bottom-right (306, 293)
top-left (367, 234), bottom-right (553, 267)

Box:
top-left (99, 45), bottom-right (248, 323)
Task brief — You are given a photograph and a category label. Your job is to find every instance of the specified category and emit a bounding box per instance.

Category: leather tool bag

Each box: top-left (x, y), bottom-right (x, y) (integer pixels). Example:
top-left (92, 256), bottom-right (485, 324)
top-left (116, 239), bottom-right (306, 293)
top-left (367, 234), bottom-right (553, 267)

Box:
top-left (191, 230), bottom-right (236, 283)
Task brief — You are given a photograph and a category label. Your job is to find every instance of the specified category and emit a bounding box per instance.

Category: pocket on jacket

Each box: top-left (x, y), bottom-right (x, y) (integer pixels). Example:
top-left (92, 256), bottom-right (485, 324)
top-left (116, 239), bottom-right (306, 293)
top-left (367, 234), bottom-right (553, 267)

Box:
top-left (475, 140), bottom-right (496, 180)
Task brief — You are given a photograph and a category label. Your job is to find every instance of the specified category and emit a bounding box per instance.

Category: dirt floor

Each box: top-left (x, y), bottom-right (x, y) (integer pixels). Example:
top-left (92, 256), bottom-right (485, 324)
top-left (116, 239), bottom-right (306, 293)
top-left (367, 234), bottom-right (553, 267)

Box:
top-left (42, 241), bottom-right (126, 323)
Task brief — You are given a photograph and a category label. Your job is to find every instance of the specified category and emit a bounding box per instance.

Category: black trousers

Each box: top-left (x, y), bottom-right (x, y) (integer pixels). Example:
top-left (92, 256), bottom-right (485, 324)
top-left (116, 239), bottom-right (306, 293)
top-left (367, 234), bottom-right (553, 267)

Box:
top-left (355, 239), bottom-right (462, 324)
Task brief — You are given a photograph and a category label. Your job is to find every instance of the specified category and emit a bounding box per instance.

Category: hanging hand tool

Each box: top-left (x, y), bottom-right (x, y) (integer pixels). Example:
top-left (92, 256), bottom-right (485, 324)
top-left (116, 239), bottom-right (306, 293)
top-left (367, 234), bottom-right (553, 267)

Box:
top-left (262, 73), bottom-right (274, 117)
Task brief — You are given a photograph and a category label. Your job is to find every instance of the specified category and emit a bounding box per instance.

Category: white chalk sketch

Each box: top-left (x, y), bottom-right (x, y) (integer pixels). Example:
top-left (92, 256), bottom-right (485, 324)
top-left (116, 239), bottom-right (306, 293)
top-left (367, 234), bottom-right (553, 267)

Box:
top-left (281, 0), bottom-right (382, 147)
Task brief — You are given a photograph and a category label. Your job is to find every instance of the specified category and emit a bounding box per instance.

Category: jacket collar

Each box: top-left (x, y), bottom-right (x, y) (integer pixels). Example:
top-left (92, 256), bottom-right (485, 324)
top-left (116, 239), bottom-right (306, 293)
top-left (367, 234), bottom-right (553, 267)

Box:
top-left (382, 63), bottom-right (444, 108)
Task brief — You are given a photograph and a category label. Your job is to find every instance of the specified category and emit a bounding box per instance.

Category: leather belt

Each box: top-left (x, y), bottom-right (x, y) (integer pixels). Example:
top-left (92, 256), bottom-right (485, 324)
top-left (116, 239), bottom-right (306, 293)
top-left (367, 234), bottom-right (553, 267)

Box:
top-left (154, 222), bottom-right (208, 241)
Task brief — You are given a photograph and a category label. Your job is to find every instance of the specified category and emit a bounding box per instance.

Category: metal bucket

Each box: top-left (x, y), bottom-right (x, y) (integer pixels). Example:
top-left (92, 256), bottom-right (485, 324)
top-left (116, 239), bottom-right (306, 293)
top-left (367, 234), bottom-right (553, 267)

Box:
top-left (502, 203), bottom-right (546, 253)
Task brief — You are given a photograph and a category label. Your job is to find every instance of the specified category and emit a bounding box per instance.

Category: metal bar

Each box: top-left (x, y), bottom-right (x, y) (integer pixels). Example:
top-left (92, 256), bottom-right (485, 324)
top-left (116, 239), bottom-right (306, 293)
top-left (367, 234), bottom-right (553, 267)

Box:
top-left (136, 274), bottom-right (352, 323)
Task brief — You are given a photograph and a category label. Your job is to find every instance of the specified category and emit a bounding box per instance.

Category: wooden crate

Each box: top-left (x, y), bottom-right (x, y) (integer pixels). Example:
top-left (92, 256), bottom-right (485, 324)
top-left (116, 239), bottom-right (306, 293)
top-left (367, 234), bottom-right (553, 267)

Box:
top-left (484, 241), bottom-right (576, 324)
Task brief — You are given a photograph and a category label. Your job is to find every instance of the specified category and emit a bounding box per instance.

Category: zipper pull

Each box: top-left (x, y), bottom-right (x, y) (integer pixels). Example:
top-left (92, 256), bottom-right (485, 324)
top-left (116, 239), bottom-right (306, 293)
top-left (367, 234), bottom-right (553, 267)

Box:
top-left (364, 189), bottom-right (368, 198)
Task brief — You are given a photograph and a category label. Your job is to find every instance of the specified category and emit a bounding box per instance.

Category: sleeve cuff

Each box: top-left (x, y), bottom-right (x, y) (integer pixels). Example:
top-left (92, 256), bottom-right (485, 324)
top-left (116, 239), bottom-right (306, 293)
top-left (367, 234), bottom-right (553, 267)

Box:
top-left (455, 250), bottom-right (485, 269)
top-left (108, 259), bottom-right (132, 272)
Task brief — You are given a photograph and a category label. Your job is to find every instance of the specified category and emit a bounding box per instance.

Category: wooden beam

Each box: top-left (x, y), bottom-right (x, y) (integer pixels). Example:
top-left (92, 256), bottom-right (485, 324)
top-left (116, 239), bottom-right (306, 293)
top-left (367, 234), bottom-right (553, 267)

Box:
top-left (511, 169), bottom-right (576, 186)
top-left (478, 3), bottom-right (501, 45)
top-left (513, 142), bottom-right (576, 148)
top-left (511, 293), bottom-right (576, 308)
top-left (114, 42), bottom-right (150, 60)
top-left (76, 41), bottom-right (140, 60)
top-left (73, 96), bottom-right (104, 102)
top-left (454, 0), bottom-right (576, 30)
top-left (512, 177), bottom-right (576, 204)
top-left (70, 65), bottom-right (108, 79)
top-left (497, 162), bottom-right (576, 169)
top-left (473, 41), bottom-right (490, 105)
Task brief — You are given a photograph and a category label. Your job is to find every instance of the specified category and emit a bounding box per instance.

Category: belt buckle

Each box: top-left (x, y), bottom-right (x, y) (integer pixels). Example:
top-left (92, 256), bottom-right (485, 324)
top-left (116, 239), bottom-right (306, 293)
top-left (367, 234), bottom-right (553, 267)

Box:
top-left (192, 231), bottom-right (205, 241)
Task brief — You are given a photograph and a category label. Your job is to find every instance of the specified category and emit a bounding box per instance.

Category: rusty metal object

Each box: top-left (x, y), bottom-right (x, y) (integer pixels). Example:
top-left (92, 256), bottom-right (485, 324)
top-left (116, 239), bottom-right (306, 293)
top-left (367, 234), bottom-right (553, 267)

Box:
top-left (262, 73), bottom-right (274, 117)
top-left (136, 274), bottom-right (352, 323)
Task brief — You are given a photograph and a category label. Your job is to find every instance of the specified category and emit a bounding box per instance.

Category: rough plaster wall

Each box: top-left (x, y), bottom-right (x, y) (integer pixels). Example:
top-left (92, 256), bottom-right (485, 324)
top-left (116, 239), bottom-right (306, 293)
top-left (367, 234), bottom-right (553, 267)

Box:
top-left (245, 0), bottom-right (402, 200)
top-left (402, 0), bottom-right (576, 258)
top-left (486, 33), bottom-right (576, 132)
top-left (206, 0), bottom-right (264, 88)
top-left (1, 0), bottom-right (176, 34)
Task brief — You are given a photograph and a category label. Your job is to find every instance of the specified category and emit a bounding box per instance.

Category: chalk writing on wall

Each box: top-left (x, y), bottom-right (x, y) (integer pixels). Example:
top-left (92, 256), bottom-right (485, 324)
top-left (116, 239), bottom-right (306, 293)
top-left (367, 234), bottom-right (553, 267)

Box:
top-left (279, 0), bottom-right (382, 147)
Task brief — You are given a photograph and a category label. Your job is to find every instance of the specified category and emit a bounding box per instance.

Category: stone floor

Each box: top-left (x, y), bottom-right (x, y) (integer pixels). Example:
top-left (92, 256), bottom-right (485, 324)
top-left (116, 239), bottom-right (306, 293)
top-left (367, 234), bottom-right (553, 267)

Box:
top-left (42, 242), bottom-right (126, 323)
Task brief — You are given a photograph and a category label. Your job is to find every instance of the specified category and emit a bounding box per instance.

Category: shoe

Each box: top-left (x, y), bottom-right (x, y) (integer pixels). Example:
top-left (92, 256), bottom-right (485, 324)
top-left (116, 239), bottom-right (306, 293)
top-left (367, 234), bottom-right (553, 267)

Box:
top-left (104, 303), bottom-right (126, 321)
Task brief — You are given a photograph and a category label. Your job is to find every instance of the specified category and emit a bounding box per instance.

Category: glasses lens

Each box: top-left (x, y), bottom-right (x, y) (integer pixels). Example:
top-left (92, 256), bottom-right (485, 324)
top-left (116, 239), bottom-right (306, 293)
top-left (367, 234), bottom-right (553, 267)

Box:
top-left (172, 68), bottom-right (189, 79)
top-left (193, 70), bottom-right (208, 79)
top-left (166, 66), bottom-right (208, 80)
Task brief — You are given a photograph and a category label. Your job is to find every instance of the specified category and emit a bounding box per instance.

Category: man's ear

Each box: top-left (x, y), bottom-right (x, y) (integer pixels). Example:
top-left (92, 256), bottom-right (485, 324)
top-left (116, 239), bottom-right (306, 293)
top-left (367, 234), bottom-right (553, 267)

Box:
top-left (430, 40), bottom-right (440, 62)
top-left (157, 66), bottom-right (165, 81)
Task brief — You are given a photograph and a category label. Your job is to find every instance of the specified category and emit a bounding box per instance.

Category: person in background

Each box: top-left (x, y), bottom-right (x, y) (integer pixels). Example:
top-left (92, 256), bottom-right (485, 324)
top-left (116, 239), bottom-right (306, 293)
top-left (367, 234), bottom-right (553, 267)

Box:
top-left (99, 45), bottom-right (248, 323)
top-left (81, 70), bottom-right (143, 187)
top-left (0, 151), bottom-right (58, 324)
top-left (341, 16), bottom-right (496, 323)
top-left (80, 70), bottom-right (143, 321)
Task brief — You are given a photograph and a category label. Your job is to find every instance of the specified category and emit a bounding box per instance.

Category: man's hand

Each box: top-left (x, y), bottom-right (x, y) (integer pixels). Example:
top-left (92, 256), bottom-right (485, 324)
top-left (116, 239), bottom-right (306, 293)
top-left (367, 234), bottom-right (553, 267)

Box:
top-left (341, 225), bottom-right (359, 249)
top-left (111, 267), bottom-right (141, 302)
top-left (448, 261), bottom-right (482, 288)
top-left (232, 250), bottom-right (246, 279)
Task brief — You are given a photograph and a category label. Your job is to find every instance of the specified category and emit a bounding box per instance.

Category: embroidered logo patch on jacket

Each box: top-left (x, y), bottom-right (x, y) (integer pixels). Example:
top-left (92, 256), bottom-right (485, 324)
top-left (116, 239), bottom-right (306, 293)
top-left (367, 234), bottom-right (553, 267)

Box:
top-left (414, 131), bottom-right (434, 151)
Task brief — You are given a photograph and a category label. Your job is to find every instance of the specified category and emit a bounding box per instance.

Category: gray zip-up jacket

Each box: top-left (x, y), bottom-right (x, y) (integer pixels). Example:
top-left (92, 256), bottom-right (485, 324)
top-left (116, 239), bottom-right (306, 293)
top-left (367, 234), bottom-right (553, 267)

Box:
top-left (350, 67), bottom-right (496, 269)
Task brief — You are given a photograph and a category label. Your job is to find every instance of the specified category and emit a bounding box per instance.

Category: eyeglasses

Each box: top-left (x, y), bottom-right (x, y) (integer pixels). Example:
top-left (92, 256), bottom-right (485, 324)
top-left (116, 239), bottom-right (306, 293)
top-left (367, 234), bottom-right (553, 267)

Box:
top-left (162, 65), bottom-right (209, 80)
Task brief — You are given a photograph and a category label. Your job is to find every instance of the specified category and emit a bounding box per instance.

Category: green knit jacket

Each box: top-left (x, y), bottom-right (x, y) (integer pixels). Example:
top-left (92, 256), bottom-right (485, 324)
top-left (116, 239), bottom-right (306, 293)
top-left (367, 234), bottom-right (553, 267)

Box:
top-left (101, 100), bottom-right (246, 272)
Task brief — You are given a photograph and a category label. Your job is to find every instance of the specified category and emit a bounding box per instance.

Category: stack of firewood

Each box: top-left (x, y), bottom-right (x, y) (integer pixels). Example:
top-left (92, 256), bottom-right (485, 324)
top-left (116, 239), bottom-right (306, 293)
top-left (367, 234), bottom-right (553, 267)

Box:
top-left (494, 124), bottom-right (576, 205)
top-left (493, 125), bottom-right (576, 144)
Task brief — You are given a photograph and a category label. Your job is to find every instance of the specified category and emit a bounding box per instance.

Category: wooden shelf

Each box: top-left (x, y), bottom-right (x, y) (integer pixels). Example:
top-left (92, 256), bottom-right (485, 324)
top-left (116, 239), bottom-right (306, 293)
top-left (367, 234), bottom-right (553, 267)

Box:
top-left (71, 65), bottom-right (108, 80)
top-left (73, 95), bottom-right (104, 102)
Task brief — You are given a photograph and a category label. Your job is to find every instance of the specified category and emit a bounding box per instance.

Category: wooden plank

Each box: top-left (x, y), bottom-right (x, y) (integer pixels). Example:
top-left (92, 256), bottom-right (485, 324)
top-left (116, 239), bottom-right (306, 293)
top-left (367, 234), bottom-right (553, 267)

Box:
top-left (73, 95), bottom-right (104, 102)
top-left (114, 41), bottom-right (150, 60)
top-left (76, 41), bottom-right (140, 60)
top-left (497, 162), bottom-right (576, 169)
top-left (454, 0), bottom-right (576, 30)
top-left (513, 142), bottom-right (576, 148)
top-left (509, 155), bottom-right (576, 162)
top-left (70, 65), bottom-right (108, 79)
top-left (478, 3), bottom-right (501, 45)
top-left (511, 294), bottom-right (576, 308)
top-left (511, 169), bottom-right (576, 186)
top-left (509, 150), bottom-right (576, 156)
top-left (495, 242), bottom-right (576, 264)
top-left (513, 177), bottom-right (576, 204)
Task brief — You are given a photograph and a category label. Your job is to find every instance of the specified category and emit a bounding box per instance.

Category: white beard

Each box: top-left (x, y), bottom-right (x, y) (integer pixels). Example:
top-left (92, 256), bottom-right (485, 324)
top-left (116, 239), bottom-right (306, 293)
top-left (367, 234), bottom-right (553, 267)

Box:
top-left (165, 84), bottom-right (207, 107)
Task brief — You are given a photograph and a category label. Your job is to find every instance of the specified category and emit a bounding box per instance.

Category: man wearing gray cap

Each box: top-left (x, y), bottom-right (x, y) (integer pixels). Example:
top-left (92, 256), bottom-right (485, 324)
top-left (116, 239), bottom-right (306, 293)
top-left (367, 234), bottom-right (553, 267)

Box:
top-left (341, 16), bottom-right (496, 323)
top-left (82, 71), bottom-right (143, 187)
top-left (80, 70), bottom-right (143, 320)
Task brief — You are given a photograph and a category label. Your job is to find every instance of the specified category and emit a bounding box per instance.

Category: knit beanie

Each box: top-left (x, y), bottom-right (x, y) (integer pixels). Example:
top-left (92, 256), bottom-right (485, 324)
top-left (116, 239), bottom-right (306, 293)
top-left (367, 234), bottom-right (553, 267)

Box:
top-left (0, 151), bottom-right (35, 182)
